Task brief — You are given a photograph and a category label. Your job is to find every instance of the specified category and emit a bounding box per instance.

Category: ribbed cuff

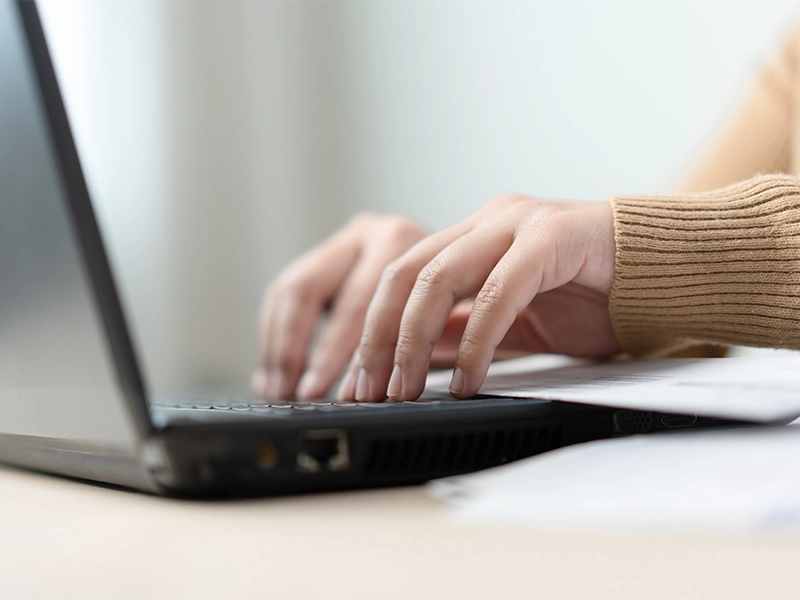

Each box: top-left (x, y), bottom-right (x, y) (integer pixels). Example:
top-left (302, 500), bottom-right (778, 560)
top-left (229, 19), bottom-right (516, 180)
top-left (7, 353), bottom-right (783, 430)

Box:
top-left (609, 174), bottom-right (800, 356)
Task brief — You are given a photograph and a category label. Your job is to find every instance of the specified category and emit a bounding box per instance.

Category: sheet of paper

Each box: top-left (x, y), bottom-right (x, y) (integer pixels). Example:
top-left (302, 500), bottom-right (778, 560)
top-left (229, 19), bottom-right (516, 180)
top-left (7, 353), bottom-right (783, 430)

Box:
top-left (424, 354), bottom-right (800, 422)
top-left (429, 426), bottom-right (800, 535)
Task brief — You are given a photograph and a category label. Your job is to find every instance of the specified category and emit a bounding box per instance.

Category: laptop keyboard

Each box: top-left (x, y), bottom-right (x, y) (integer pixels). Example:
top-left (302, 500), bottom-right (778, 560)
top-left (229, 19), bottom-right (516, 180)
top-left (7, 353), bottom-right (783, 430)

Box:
top-left (148, 395), bottom-right (456, 416)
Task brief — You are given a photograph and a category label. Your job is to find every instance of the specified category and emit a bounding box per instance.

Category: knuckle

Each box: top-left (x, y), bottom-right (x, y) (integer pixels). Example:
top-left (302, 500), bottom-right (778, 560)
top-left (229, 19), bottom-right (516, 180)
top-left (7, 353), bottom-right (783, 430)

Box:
top-left (357, 331), bottom-right (385, 361)
top-left (456, 331), bottom-right (489, 371)
top-left (272, 270), bottom-right (316, 304)
top-left (458, 331), bottom-right (483, 355)
top-left (358, 317), bottom-right (385, 347)
top-left (358, 331), bottom-right (377, 353)
top-left (506, 198), bottom-right (536, 219)
top-left (349, 211), bottom-right (379, 228)
top-left (381, 215), bottom-right (424, 242)
top-left (513, 202), bottom-right (561, 234)
top-left (488, 192), bottom-right (525, 208)
top-left (380, 259), bottom-right (411, 286)
top-left (477, 279), bottom-right (504, 303)
top-left (416, 259), bottom-right (448, 287)
top-left (394, 330), bottom-right (433, 361)
top-left (474, 280), bottom-right (504, 312)
top-left (530, 205), bottom-right (560, 230)
top-left (394, 331), bottom-right (416, 352)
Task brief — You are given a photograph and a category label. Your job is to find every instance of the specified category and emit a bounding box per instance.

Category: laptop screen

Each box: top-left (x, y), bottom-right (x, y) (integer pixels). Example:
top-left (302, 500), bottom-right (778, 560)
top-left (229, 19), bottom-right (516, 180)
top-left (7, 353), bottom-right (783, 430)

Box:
top-left (0, 0), bottom-right (145, 445)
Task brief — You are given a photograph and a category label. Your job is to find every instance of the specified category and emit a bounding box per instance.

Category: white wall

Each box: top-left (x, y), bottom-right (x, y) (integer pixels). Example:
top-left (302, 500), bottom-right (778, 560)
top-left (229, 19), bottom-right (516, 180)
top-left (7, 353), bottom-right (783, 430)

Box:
top-left (37, 0), bottom-right (800, 390)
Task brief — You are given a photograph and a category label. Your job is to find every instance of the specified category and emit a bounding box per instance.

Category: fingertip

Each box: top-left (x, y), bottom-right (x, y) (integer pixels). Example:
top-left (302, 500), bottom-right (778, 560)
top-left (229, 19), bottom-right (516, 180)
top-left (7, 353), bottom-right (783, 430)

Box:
top-left (250, 369), bottom-right (268, 398)
top-left (355, 368), bottom-right (369, 402)
top-left (448, 365), bottom-right (483, 399)
top-left (276, 371), bottom-right (297, 400)
top-left (297, 370), bottom-right (325, 400)
top-left (337, 369), bottom-right (358, 402)
top-left (263, 369), bottom-right (285, 399)
top-left (448, 366), bottom-right (465, 396)
top-left (386, 364), bottom-right (402, 401)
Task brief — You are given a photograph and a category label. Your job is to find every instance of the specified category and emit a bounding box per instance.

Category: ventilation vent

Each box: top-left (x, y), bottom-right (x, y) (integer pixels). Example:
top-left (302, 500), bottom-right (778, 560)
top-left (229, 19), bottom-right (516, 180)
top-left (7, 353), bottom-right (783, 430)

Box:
top-left (363, 426), bottom-right (564, 478)
top-left (612, 410), bottom-right (654, 434)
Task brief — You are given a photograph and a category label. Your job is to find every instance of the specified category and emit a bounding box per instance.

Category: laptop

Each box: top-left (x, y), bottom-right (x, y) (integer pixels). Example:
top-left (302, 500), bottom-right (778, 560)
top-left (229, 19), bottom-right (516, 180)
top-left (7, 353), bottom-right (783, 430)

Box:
top-left (0, 0), bottom-right (740, 497)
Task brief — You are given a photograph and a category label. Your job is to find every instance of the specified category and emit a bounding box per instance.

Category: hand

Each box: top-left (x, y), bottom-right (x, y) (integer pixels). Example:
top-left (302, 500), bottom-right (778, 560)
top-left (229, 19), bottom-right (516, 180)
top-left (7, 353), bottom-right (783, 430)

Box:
top-left (339, 194), bottom-right (619, 402)
top-left (253, 213), bottom-right (428, 399)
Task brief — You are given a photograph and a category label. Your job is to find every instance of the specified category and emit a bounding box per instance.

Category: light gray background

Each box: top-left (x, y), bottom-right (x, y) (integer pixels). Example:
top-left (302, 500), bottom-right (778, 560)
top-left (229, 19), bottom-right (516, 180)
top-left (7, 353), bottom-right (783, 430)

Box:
top-left (36, 0), bottom-right (800, 391)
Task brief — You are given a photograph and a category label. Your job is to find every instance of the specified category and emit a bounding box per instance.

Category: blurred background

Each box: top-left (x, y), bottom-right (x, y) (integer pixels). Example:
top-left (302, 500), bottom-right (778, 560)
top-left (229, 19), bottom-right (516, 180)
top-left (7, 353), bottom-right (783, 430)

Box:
top-left (35, 0), bottom-right (799, 392)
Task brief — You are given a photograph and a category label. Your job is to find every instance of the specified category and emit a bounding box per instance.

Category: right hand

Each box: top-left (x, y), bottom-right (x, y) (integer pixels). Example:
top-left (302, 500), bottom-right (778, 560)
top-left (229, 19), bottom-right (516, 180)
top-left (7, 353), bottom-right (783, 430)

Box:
top-left (253, 213), bottom-right (428, 399)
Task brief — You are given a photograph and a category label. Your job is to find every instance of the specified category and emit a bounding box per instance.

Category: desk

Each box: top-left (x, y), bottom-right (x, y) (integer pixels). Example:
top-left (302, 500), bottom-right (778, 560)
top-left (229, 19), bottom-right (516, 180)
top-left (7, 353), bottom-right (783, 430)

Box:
top-left (0, 465), bottom-right (798, 600)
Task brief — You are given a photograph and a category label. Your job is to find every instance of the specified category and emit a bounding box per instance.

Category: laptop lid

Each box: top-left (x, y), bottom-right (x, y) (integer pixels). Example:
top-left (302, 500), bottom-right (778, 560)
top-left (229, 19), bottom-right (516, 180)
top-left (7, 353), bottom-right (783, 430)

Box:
top-left (0, 0), bottom-right (152, 446)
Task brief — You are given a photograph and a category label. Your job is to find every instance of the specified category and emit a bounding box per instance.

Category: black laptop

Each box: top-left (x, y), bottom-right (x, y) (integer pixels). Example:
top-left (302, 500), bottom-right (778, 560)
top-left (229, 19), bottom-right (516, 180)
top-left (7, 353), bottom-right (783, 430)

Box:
top-left (0, 0), bottom-right (734, 497)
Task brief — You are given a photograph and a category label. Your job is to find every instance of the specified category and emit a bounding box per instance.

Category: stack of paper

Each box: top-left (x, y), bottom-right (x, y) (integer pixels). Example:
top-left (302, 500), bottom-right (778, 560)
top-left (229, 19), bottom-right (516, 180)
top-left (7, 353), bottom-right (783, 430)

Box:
top-left (427, 354), bottom-right (800, 534)
top-left (430, 426), bottom-right (800, 534)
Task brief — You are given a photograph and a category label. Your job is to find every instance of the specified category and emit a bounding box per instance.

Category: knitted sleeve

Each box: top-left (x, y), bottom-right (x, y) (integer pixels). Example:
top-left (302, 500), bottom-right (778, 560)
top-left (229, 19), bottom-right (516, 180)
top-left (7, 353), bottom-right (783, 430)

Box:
top-left (609, 175), bottom-right (800, 356)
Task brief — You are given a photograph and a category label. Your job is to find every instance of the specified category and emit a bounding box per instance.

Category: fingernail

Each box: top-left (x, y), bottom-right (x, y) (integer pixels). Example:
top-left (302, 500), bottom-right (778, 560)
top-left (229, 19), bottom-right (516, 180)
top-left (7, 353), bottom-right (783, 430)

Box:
top-left (297, 371), bottom-right (320, 399)
top-left (338, 369), bottom-right (357, 402)
top-left (355, 367), bottom-right (370, 402)
top-left (387, 364), bottom-right (402, 400)
top-left (449, 366), bottom-right (465, 396)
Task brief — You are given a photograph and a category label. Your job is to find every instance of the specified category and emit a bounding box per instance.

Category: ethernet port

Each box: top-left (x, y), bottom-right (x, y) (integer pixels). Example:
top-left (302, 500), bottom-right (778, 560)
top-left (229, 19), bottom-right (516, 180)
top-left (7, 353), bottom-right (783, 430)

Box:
top-left (296, 429), bottom-right (350, 473)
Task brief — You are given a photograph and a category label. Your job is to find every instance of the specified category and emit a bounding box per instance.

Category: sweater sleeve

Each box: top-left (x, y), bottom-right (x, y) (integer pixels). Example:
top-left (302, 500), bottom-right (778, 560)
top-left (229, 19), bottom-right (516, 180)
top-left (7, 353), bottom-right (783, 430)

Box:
top-left (609, 174), bottom-right (800, 356)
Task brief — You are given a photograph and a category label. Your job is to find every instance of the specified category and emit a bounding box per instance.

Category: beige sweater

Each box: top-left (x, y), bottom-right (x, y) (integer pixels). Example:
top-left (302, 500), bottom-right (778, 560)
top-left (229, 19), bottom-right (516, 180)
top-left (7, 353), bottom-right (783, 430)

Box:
top-left (609, 30), bottom-right (800, 356)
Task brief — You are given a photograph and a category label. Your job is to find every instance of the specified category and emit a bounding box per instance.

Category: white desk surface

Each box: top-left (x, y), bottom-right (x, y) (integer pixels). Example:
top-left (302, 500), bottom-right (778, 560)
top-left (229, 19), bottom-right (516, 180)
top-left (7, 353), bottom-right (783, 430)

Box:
top-left (0, 464), bottom-right (798, 600)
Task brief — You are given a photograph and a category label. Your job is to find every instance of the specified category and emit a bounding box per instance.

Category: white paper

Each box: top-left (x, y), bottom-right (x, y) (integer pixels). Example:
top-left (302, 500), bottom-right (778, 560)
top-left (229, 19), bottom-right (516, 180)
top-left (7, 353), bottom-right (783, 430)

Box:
top-left (424, 354), bottom-right (800, 422)
top-left (429, 426), bottom-right (800, 535)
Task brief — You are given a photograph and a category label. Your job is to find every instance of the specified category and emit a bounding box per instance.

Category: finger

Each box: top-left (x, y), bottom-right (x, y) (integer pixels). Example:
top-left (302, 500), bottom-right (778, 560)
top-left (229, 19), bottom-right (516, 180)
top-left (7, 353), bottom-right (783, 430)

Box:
top-left (337, 349), bottom-right (361, 402)
top-left (269, 292), bottom-right (322, 398)
top-left (250, 368), bottom-right (268, 397)
top-left (431, 301), bottom-right (553, 366)
top-left (258, 215), bottom-right (370, 397)
top-left (297, 221), bottom-right (426, 399)
top-left (256, 288), bottom-right (282, 397)
top-left (430, 301), bottom-right (473, 365)
top-left (294, 292), bottom-right (361, 399)
top-left (386, 227), bottom-right (515, 401)
top-left (449, 236), bottom-right (558, 399)
top-left (339, 220), bottom-right (476, 402)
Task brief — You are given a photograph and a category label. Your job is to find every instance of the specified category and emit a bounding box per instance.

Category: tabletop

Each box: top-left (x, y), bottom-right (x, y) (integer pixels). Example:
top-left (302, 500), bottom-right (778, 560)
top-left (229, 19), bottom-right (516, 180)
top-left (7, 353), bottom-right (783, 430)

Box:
top-left (0, 464), bottom-right (798, 600)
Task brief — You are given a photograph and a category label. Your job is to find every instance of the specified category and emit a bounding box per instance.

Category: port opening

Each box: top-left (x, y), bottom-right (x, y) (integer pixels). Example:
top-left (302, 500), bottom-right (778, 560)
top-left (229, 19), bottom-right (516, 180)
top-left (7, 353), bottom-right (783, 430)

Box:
top-left (297, 429), bottom-right (350, 473)
top-left (612, 410), bottom-right (654, 435)
top-left (257, 442), bottom-right (279, 470)
top-left (659, 413), bottom-right (698, 429)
